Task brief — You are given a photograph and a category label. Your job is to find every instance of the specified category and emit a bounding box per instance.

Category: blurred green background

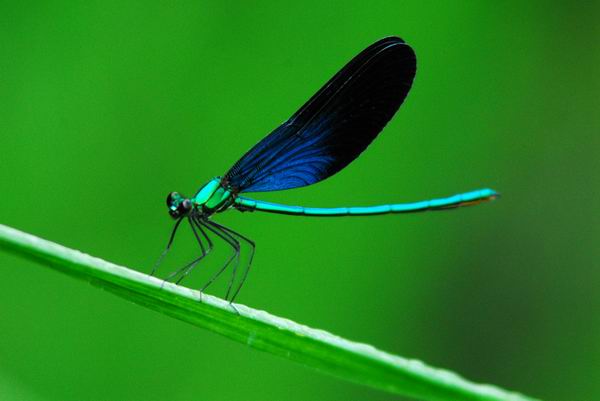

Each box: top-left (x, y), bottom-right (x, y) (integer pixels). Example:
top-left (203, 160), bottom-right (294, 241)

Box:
top-left (1, 2), bottom-right (598, 401)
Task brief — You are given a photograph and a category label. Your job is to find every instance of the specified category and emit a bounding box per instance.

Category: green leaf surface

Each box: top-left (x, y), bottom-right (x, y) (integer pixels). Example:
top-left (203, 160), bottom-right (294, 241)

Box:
top-left (0, 224), bottom-right (541, 401)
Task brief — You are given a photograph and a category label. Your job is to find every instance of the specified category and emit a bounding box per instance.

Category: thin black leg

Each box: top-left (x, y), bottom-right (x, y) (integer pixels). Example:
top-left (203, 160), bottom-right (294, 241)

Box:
top-left (164, 216), bottom-right (211, 284)
top-left (174, 217), bottom-right (215, 285)
top-left (188, 216), bottom-right (206, 254)
top-left (151, 217), bottom-right (184, 276)
top-left (207, 222), bottom-right (242, 302)
top-left (194, 215), bottom-right (213, 250)
top-left (209, 221), bottom-right (255, 303)
top-left (200, 221), bottom-right (240, 296)
top-left (162, 251), bottom-right (209, 286)
top-left (171, 217), bottom-right (212, 285)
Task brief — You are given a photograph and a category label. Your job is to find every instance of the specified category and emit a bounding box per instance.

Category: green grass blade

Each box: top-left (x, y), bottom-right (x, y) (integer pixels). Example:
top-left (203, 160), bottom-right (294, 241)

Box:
top-left (0, 224), bottom-right (541, 401)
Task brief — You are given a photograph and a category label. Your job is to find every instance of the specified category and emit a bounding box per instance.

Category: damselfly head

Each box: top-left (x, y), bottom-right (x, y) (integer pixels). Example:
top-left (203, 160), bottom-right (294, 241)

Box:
top-left (167, 192), bottom-right (192, 219)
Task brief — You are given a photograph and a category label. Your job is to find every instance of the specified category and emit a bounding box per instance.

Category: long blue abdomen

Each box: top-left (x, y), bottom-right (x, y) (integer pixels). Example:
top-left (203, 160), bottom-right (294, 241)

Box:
top-left (234, 188), bottom-right (498, 217)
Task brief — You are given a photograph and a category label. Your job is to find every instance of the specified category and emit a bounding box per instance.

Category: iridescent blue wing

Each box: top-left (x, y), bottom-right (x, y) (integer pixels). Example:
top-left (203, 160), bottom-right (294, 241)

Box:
top-left (224, 36), bottom-right (416, 193)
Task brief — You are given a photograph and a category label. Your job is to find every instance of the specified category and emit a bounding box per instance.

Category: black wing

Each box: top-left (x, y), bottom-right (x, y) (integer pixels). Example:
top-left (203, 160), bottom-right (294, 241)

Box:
top-left (224, 36), bottom-right (416, 193)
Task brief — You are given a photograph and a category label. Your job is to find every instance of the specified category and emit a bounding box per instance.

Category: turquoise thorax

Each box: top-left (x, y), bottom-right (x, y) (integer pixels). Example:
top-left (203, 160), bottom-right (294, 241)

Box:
top-left (193, 177), bottom-right (234, 213)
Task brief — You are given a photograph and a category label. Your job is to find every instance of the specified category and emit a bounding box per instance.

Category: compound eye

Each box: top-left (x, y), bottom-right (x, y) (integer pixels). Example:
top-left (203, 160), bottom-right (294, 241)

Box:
top-left (166, 192), bottom-right (178, 207)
